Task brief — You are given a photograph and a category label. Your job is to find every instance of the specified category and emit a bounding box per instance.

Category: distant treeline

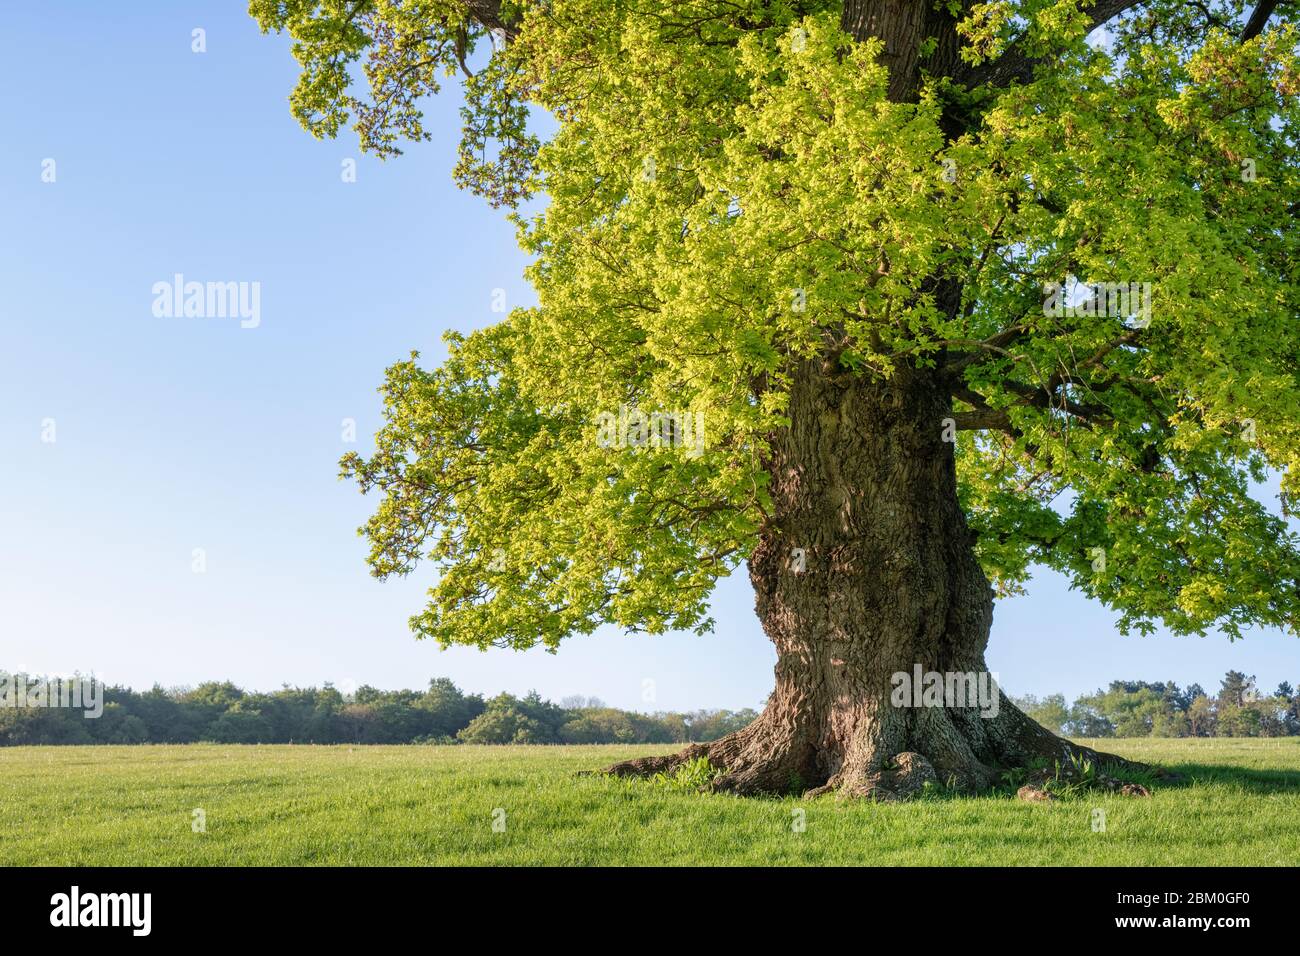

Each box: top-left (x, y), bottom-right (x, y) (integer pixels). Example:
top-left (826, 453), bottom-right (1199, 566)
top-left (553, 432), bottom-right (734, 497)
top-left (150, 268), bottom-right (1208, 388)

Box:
top-left (5, 668), bottom-right (1294, 746)
top-left (0, 674), bottom-right (758, 746)
top-left (1014, 671), bottom-right (1300, 738)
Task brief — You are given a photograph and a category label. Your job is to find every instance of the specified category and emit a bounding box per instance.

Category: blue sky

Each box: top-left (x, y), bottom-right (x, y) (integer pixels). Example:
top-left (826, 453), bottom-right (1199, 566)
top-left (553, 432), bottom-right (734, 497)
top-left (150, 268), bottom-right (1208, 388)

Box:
top-left (2, 2), bottom-right (1297, 711)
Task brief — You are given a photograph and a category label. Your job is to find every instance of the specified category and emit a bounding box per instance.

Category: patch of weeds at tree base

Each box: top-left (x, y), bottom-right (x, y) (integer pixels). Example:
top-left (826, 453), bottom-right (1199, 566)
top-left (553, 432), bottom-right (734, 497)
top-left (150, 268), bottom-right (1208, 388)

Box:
top-left (1001, 754), bottom-right (1165, 802)
top-left (652, 756), bottom-right (722, 793)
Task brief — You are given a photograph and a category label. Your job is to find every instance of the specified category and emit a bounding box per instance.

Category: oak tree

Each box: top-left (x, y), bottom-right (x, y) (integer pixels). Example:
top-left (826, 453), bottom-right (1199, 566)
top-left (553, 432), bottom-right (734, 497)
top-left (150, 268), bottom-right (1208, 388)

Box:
top-left (253, 0), bottom-right (1300, 798)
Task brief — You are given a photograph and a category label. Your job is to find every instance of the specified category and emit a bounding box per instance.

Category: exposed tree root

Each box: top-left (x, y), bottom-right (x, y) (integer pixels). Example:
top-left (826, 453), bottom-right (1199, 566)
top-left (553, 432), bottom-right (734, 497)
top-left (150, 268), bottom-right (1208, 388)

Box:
top-left (596, 695), bottom-right (1151, 802)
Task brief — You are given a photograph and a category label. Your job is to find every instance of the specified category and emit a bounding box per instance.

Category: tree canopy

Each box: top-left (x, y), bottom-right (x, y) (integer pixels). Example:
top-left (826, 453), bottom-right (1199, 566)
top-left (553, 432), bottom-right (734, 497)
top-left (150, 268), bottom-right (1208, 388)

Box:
top-left (252, 0), bottom-right (1300, 648)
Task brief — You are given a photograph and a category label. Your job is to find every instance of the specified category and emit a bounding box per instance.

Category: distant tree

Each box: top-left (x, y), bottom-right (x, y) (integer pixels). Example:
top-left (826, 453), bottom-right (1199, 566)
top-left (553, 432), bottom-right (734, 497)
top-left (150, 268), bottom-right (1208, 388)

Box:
top-left (1187, 695), bottom-right (1217, 738)
top-left (1151, 709), bottom-right (1190, 738)
top-left (1078, 686), bottom-right (1166, 738)
top-left (1219, 671), bottom-right (1256, 708)
top-left (1014, 694), bottom-right (1071, 734)
top-left (458, 708), bottom-right (544, 744)
top-left (98, 702), bottom-right (150, 744)
top-left (1159, 682), bottom-right (1192, 714)
top-left (208, 708), bottom-right (273, 744)
top-left (182, 681), bottom-right (244, 709)
top-left (560, 695), bottom-right (607, 711)
top-left (1216, 702), bottom-right (1262, 737)
top-left (559, 708), bottom-right (674, 744)
top-left (1278, 683), bottom-right (1300, 735)
top-left (1065, 698), bottom-right (1115, 738)
top-left (178, 681), bottom-right (246, 739)
top-left (337, 700), bottom-right (424, 744)
top-left (458, 692), bottom-right (569, 744)
top-left (683, 709), bottom-right (762, 743)
top-left (649, 712), bottom-right (690, 743)
top-left (417, 678), bottom-right (486, 738)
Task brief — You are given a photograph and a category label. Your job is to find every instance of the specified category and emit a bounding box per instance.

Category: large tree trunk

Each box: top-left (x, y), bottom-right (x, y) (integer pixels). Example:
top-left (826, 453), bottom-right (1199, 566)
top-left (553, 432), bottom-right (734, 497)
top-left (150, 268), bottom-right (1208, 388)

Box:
top-left (604, 361), bottom-right (1128, 798)
top-left (840, 0), bottom-right (965, 102)
top-left (603, 1), bottom-right (1136, 799)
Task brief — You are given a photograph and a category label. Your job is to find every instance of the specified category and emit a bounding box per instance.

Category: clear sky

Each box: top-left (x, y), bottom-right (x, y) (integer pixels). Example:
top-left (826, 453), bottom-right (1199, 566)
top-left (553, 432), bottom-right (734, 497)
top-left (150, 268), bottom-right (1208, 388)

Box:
top-left (2, 2), bottom-right (1297, 712)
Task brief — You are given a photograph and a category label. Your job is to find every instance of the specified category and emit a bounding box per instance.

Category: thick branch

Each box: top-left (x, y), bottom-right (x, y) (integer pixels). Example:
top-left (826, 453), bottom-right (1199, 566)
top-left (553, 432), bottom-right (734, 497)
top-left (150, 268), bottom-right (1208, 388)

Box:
top-left (952, 407), bottom-right (1014, 432)
top-left (958, 1), bottom-right (1145, 89)
top-left (951, 383), bottom-right (1016, 434)
top-left (1241, 0), bottom-right (1282, 40)
top-left (461, 0), bottom-right (519, 41)
top-left (950, 367), bottom-right (1114, 435)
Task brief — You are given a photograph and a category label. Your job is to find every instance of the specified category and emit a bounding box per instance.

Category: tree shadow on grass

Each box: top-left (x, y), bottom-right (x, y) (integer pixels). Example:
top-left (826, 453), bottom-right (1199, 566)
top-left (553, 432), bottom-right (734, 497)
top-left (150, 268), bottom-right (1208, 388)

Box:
top-left (1149, 761), bottom-right (1300, 795)
top-left (929, 755), bottom-right (1300, 803)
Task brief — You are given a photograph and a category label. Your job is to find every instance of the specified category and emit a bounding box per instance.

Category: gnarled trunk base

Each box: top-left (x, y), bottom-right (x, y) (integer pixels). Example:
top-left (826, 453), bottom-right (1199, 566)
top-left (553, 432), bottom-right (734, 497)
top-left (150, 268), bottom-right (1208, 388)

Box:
top-left (599, 361), bottom-right (1139, 799)
top-left (601, 693), bottom-right (1136, 800)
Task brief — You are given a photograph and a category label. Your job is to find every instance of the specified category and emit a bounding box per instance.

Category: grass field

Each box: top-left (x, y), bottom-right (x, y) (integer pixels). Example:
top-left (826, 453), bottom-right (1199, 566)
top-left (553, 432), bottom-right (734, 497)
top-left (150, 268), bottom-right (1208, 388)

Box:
top-left (1, 738), bottom-right (1297, 866)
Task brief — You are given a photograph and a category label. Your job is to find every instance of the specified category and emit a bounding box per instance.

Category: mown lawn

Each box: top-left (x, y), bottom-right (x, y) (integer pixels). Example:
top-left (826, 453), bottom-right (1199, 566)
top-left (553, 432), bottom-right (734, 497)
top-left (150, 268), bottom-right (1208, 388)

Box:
top-left (0, 738), bottom-right (1296, 865)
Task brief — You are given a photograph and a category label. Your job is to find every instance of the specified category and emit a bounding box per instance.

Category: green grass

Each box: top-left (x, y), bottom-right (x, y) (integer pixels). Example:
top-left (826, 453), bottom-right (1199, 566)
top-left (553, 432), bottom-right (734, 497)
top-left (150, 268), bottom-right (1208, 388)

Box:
top-left (1, 738), bottom-right (1297, 865)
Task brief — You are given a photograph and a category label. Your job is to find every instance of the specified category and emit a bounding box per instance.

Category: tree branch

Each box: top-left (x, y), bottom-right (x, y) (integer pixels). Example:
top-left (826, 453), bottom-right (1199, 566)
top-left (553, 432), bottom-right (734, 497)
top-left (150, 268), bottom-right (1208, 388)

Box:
top-left (952, 407), bottom-right (1014, 432)
top-left (460, 0), bottom-right (519, 41)
top-left (941, 321), bottom-right (1037, 377)
top-left (1241, 0), bottom-right (1282, 40)
top-left (951, 383), bottom-right (1016, 434)
top-left (958, 0), bottom-right (1146, 90)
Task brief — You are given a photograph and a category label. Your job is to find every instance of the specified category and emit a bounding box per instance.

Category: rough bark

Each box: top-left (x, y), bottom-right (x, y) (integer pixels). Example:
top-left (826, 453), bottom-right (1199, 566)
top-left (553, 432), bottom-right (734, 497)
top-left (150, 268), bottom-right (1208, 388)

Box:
top-left (841, 0), bottom-right (965, 102)
top-left (603, 362), bottom-right (1131, 798)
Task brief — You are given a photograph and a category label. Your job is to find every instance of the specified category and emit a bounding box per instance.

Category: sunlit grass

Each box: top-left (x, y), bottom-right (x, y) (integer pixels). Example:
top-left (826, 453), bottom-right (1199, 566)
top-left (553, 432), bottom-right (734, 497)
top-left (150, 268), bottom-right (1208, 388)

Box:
top-left (1, 738), bottom-right (1296, 865)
